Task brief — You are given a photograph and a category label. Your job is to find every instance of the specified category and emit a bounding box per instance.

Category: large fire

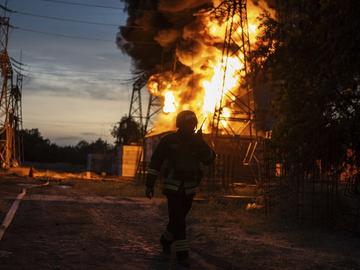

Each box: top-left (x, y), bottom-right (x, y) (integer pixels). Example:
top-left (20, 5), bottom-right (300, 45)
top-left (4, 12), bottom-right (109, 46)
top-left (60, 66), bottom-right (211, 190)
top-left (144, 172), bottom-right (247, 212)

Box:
top-left (147, 2), bottom-right (264, 134)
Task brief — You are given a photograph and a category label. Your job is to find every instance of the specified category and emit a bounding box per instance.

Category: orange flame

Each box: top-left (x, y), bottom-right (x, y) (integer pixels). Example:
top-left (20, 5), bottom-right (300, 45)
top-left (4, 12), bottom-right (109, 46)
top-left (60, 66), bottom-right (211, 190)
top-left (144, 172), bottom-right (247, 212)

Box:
top-left (147, 3), bottom-right (264, 134)
top-left (163, 91), bottom-right (177, 113)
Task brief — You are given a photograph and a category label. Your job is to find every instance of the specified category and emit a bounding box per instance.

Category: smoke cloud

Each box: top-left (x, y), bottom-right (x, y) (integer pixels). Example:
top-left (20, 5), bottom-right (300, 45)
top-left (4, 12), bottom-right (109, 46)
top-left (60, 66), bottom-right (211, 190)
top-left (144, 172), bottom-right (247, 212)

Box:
top-left (117, 0), bottom-right (275, 132)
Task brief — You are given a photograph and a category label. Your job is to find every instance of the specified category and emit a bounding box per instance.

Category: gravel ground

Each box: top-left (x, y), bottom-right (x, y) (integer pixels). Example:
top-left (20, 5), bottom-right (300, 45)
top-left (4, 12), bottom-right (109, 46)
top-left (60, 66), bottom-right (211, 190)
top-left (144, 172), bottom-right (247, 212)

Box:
top-left (0, 176), bottom-right (359, 270)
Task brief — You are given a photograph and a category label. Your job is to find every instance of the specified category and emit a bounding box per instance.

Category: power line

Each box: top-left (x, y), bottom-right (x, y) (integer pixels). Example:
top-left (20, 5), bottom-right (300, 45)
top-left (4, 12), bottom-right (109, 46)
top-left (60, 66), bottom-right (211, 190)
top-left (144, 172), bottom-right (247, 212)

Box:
top-left (28, 70), bottom-right (133, 78)
top-left (15, 10), bottom-right (120, 27)
top-left (12, 25), bottom-right (115, 42)
top-left (37, 0), bottom-right (161, 13)
top-left (13, 67), bottom-right (28, 77)
top-left (1, 5), bottom-right (162, 44)
top-left (14, 10), bottom-right (152, 29)
top-left (27, 73), bottom-right (129, 83)
top-left (8, 8), bottom-right (154, 29)
top-left (25, 119), bottom-right (115, 126)
top-left (1, 4), bottom-right (158, 29)
top-left (38, 0), bottom-right (123, 10)
top-left (30, 67), bottom-right (133, 76)
top-left (11, 61), bottom-right (29, 71)
top-left (10, 60), bottom-right (135, 78)
top-left (10, 25), bottom-right (158, 44)
top-left (10, 56), bottom-right (29, 66)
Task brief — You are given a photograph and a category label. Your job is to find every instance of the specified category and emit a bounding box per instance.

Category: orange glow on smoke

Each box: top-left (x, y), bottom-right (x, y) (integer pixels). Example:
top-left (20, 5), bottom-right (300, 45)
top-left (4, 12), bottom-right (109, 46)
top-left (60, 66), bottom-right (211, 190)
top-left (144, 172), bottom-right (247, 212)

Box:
top-left (147, 4), bottom-right (263, 134)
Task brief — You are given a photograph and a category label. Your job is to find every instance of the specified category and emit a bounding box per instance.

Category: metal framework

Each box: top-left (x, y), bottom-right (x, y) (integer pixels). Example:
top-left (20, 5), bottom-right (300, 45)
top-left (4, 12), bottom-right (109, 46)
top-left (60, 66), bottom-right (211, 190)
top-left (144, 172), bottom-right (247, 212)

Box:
top-left (128, 73), bottom-right (147, 135)
top-left (11, 70), bottom-right (23, 163)
top-left (144, 94), bottom-right (162, 134)
top-left (0, 14), bottom-right (23, 168)
top-left (211, 0), bottom-right (254, 138)
top-left (205, 0), bottom-right (264, 190)
top-left (128, 73), bottom-right (162, 180)
top-left (128, 73), bottom-right (162, 135)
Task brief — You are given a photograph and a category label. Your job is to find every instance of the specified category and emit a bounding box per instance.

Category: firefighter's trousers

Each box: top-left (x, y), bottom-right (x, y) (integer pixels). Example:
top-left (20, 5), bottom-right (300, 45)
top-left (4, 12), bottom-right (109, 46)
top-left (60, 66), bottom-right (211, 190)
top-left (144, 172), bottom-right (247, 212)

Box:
top-left (164, 192), bottom-right (194, 252)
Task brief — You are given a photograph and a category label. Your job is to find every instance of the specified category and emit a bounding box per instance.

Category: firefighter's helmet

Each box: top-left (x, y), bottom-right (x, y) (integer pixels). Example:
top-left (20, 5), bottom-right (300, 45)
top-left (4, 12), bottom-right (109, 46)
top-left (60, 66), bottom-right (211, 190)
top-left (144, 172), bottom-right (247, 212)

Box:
top-left (176, 110), bottom-right (198, 129)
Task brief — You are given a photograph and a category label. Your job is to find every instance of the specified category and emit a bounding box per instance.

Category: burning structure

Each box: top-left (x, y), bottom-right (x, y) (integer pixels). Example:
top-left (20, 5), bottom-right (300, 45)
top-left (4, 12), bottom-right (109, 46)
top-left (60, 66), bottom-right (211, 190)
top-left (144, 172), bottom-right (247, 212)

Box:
top-left (117, 0), bottom-right (272, 128)
top-left (117, 0), bottom-right (274, 188)
top-left (116, 0), bottom-right (360, 232)
top-left (118, 0), bottom-right (273, 136)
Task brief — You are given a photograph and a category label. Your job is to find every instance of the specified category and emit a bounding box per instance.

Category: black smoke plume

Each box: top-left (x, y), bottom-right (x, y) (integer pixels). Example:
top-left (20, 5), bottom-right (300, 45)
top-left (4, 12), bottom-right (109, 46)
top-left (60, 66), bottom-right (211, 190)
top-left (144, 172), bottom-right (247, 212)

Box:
top-left (117, 0), bottom-right (213, 76)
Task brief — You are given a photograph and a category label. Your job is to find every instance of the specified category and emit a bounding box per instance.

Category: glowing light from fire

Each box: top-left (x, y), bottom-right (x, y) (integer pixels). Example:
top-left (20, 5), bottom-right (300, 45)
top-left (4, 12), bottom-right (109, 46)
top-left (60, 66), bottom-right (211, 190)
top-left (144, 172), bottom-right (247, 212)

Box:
top-left (163, 91), bottom-right (176, 113)
top-left (221, 107), bottom-right (231, 128)
top-left (202, 56), bottom-right (244, 114)
top-left (146, 4), bottom-right (263, 133)
top-left (249, 23), bottom-right (257, 35)
top-left (148, 81), bottom-right (159, 96)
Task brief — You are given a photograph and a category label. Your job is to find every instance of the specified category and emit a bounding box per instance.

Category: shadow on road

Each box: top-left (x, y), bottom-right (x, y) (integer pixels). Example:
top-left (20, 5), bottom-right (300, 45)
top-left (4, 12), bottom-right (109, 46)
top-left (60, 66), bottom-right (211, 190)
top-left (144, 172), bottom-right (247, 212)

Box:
top-left (147, 253), bottom-right (173, 270)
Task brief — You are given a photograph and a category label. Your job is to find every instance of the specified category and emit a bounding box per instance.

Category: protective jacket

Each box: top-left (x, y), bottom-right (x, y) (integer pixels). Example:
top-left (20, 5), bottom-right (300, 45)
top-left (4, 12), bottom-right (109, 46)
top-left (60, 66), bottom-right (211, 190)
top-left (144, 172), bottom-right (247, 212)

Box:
top-left (146, 131), bottom-right (215, 194)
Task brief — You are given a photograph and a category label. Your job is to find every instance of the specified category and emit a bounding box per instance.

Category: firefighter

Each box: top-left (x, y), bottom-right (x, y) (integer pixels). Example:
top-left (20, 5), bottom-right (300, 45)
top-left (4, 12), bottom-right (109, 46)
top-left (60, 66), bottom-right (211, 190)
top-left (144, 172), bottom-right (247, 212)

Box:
top-left (145, 110), bottom-right (215, 268)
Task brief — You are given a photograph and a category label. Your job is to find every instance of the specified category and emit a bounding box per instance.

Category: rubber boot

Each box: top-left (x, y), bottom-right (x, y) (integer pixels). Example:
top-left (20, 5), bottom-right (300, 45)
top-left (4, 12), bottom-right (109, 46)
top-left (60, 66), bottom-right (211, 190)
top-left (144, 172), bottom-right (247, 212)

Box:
top-left (176, 251), bottom-right (190, 268)
top-left (160, 235), bottom-right (172, 255)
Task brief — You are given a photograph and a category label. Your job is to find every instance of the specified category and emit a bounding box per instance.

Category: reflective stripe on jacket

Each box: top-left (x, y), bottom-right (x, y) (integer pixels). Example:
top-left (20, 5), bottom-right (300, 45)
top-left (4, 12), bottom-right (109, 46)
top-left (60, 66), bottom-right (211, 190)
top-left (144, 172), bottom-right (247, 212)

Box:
top-left (148, 131), bottom-right (215, 194)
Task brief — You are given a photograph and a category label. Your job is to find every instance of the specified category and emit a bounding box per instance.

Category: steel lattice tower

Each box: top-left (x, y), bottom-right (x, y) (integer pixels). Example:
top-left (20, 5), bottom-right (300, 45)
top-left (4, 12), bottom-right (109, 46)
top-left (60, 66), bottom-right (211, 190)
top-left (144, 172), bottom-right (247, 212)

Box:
top-left (128, 73), bottom-right (162, 135)
top-left (212, 0), bottom-right (254, 138)
top-left (128, 73), bottom-right (147, 135)
top-left (0, 12), bottom-right (23, 168)
top-left (0, 15), bottom-right (13, 168)
top-left (11, 70), bottom-right (23, 164)
top-left (207, 0), bottom-right (264, 189)
top-left (144, 94), bottom-right (162, 134)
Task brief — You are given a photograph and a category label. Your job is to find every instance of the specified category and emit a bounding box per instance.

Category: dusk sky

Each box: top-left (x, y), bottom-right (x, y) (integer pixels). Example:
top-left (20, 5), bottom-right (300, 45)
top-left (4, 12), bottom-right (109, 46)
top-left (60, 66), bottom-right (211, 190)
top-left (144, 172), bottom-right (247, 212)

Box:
top-left (5, 0), bottom-right (133, 145)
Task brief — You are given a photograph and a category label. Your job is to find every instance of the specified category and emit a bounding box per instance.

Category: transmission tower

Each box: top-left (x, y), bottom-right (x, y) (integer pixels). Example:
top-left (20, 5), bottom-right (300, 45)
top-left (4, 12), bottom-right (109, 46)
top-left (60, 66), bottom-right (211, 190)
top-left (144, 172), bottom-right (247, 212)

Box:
top-left (144, 95), bottom-right (162, 134)
top-left (0, 12), bottom-right (23, 168)
top-left (128, 77), bottom-right (163, 136)
top-left (212, 0), bottom-right (254, 138)
top-left (128, 73), bottom-right (147, 135)
top-left (11, 67), bottom-right (23, 164)
top-left (0, 14), bottom-right (13, 168)
top-left (209, 0), bottom-right (263, 187)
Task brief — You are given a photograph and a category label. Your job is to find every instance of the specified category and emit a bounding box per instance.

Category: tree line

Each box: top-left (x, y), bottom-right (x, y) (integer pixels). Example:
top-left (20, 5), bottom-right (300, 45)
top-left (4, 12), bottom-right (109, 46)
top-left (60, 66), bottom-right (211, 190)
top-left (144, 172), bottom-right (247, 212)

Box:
top-left (21, 115), bottom-right (142, 165)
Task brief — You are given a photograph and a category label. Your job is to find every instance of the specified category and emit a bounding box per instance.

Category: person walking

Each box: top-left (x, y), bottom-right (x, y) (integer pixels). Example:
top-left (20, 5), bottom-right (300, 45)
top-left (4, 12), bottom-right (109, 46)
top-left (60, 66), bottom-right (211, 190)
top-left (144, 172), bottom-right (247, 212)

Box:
top-left (145, 110), bottom-right (215, 268)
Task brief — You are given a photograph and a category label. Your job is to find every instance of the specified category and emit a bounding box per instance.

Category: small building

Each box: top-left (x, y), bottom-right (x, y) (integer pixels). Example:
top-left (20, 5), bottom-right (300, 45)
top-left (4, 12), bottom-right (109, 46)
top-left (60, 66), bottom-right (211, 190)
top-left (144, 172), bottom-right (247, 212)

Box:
top-left (87, 145), bottom-right (142, 177)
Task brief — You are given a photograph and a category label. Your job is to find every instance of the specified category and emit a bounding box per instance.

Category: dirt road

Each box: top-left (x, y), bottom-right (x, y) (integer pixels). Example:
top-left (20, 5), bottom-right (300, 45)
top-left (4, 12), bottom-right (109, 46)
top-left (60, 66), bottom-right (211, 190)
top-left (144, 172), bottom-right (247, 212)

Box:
top-left (0, 178), bottom-right (216, 269)
top-left (1, 177), bottom-right (360, 270)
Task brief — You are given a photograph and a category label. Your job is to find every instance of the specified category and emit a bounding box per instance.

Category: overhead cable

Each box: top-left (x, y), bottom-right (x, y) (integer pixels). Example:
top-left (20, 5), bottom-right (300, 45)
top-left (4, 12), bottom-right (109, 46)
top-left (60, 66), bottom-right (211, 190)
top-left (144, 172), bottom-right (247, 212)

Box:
top-left (1, 5), bottom-right (158, 29)
top-left (11, 24), bottom-right (115, 42)
top-left (37, 0), bottom-right (160, 13)
top-left (15, 10), bottom-right (120, 27)
top-left (11, 24), bottom-right (158, 44)
top-left (10, 57), bottom-right (29, 66)
top-left (38, 0), bottom-right (123, 10)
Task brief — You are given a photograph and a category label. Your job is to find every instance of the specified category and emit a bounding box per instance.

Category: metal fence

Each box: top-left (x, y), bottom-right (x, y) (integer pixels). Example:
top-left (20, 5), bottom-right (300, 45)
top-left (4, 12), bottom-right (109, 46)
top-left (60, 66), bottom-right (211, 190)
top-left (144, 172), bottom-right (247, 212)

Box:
top-left (261, 151), bottom-right (360, 233)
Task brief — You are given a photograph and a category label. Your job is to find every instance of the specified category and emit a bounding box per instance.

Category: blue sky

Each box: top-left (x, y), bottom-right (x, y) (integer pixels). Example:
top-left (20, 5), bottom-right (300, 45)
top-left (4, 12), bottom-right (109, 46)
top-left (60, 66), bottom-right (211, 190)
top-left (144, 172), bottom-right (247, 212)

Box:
top-left (5, 0), bottom-right (133, 145)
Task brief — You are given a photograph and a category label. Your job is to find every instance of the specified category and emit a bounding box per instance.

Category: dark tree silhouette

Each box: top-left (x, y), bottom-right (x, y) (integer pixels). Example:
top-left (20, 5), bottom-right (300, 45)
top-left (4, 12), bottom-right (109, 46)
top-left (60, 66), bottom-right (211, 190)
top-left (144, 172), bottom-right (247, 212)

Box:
top-left (20, 129), bottom-right (112, 165)
top-left (111, 116), bottom-right (142, 145)
top-left (250, 0), bottom-right (360, 167)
